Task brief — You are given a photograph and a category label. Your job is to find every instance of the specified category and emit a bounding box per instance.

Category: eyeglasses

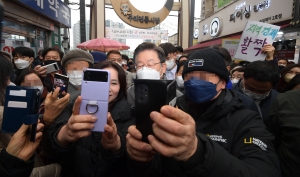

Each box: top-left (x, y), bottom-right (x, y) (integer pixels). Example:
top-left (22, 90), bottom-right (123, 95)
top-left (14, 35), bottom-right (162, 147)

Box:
top-left (135, 62), bottom-right (161, 70)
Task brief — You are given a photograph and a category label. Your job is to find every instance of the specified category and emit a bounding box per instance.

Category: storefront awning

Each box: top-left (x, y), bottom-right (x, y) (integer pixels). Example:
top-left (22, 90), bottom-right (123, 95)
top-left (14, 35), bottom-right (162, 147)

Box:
top-left (184, 21), bottom-right (291, 53)
top-left (184, 34), bottom-right (242, 53)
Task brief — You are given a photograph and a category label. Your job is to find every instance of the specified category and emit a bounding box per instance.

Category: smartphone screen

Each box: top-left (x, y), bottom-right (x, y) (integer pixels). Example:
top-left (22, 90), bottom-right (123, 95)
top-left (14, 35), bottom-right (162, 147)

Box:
top-left (53, 73), bottom-right (69, 98)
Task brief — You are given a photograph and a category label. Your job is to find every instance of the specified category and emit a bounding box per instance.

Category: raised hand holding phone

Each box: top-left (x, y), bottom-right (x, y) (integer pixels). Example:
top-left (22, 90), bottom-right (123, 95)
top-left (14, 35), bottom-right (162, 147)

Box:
top-left (56, 96), bottom-right (97, 147)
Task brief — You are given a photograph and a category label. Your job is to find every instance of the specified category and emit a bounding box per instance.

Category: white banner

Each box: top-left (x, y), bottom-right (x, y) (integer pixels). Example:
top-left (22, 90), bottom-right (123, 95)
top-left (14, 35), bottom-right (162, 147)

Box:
top-left (106, 27), bottom-right (168, 41)
top-left (234, 20), bottom-right (280, 62)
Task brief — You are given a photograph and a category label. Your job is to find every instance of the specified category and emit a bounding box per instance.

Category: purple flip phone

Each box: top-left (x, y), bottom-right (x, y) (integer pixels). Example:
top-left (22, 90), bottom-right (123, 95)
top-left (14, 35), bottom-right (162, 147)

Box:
top-left (79, 68), bottom-right (110, 132)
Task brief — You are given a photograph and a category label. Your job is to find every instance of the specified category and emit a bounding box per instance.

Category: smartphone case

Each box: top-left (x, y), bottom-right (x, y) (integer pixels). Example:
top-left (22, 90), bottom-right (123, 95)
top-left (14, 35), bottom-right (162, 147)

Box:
top-left (46, 63), bottom-right (59, 74)
top-left (79, 69), bottom-right (110, 132)
top-left (1, 86), bottom-right (41, 133)
top-left (134, 79), bottom-right (176, 143)
top-left (54, 73), bottom-right (69, 98)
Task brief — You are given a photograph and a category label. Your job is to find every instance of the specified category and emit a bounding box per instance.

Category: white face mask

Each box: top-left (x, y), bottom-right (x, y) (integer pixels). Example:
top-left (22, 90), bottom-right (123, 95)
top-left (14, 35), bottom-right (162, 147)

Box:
top-left (166, 59), bottom-right (175, 70)
top-left (231, 78), bottom-right (240, 84)
top-left (14, 59), bottom-right (30, 69)
top-left (176, 55), bottom-right (182, 60)
top-left (67, 70), bottom-right (83, 86)
top-left (25, 86), bottom-right (44, 94)
top-left (137, 67), bottom-right (161, 80)
top-left (176, 76), bottom-right (184, 88)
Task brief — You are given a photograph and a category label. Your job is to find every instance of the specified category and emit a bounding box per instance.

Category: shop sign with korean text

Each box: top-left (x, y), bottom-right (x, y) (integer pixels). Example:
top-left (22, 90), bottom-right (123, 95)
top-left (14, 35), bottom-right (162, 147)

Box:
top-left (18, 0), bottom-right (71, 27)
top-left (198, 0), bottom-right (292, 42)
top-left (106, 28), bottom-right (168, 40)
top-left (234, 20), bottom-right (280, 61)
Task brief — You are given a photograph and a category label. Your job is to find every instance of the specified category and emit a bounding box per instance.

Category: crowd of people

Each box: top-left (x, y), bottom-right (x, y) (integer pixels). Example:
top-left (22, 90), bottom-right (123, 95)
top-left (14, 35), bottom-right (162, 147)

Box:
top-left (0, 40), bottom-right (299, 177)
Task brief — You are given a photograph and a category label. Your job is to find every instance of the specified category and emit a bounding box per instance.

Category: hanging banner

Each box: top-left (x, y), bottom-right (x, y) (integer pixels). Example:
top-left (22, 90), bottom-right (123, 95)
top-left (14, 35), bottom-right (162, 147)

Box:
top-left (106, 27), bottom-right (168, 40)
top-left (234, 20), bottom-right (280, 62)
top-left (222, 38), bottom-right (240, 57)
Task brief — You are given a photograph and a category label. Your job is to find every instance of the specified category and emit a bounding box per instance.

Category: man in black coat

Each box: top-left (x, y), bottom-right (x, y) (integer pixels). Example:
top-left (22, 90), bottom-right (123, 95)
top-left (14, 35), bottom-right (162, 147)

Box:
top-left (232, 60), bottom-right (279, 120)
top-left (265, 89), bottom-right (300, 177)
top-left (126, 48), bottom-right (281, 177)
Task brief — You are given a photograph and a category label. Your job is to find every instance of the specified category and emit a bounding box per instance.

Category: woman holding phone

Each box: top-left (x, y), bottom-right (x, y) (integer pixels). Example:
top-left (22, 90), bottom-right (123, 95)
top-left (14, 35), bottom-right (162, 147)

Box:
top-left (45, 61), bottom-right (134, 177)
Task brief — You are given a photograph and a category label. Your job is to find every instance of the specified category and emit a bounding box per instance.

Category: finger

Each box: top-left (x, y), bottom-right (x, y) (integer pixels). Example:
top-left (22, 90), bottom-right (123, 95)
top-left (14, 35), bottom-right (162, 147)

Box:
top-left (148, 135), bottom-right (177, 158)
top-left (155, 105), bottom-right (193, 125)
top-left (150, 111), bottom-right (186, 136)
top-left (34, 65), bottom-right (41, 71)
top-left (104, 124), bottom-right (114, 137)
top-left (34, 131), bottom-right (43, 144)
top-left (58, 93), bottom-right (70, 104)
top-left (70, 122), bottom-right (95, 131)
top-left (51, 87), bottom-right (60, 99)
top-left (106, 113), bottom-right (114, 126)
top-left (126, 133), bottom-right (153, 152)
top-left (128, 125), bottom-right (142, 140)
top-left (36, 123), bottom-right (44, 132)
top-left (126, 144), bottom-right (155, 162)
top-left (72, 96), bottom-right (82, 115)
top-left (73, 115), bottom-right (97, 124)
top-left (15, 124), bottom-right (30, 135)
top-left (152, 123), bottom-right (182, 146)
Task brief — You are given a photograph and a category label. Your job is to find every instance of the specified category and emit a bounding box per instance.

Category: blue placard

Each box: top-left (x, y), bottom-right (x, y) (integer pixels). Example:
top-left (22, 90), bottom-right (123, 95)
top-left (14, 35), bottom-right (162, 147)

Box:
top-left (18, 0), bottom-right (71, 28)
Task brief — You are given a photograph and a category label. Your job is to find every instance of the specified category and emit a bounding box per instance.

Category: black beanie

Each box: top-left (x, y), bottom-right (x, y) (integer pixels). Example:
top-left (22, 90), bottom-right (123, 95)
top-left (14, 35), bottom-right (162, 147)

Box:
top-left (182, 48), bottom-right (229, 83)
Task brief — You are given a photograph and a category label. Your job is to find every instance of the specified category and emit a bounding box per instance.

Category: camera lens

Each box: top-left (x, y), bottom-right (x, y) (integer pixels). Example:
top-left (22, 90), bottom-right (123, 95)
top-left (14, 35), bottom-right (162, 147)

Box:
top-left (139, 85), bottom-right (144, 90)
top-left (140, 91), bottom-right (143, 95)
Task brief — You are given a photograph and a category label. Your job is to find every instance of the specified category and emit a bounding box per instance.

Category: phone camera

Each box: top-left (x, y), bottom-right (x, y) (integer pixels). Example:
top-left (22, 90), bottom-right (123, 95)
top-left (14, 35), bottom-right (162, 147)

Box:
top-left (138, 85), bottom-right (143, 90)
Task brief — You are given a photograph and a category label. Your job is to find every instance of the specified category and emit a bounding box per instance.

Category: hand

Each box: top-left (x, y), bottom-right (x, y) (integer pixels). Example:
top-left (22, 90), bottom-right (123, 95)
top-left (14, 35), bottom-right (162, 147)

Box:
top-left (34, 65), bottom-right (47, 77)
top-left (126, 126), bottom-right (155, 162)
top-left (262, 44), bottom-right (275, 60)
top-left (6, 122), bottom-right (44, 162)
top-left (56, 96), bottom-right (97, 147)
top-left (43, 87), bottom-right (70, 126)
top-left (148, 105), bottom-right (198, 161)
top-left (101, 113), bottom-right (121, 154)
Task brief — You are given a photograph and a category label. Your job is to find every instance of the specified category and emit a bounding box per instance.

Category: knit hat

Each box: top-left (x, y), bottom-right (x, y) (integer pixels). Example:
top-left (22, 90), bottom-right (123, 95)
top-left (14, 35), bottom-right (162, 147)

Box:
top-left (61, 49), bottom-right (94, 69)
top-left (0, 50), bottom-right (12, 61)
top-left (182, 48), bottom-right (229, 83)
top-left (90, 51), bottom-right (106, 64)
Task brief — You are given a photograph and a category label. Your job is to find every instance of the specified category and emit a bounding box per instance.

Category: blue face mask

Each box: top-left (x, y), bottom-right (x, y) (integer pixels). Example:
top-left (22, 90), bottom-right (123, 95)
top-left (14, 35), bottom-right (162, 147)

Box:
top-left (184, 78), bottom-right (219, 104)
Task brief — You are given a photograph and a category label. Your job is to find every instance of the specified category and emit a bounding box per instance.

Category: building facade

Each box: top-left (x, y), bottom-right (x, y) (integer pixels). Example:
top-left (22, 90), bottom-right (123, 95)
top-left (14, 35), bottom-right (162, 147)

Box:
top-left (73, 20), bottom-right (90, 48)
top-left (105, 19), bottom-right (126, 44)
top-left (186, 0), bottom-right (299, 63)
top-left (1, 0), bottom-right (71, 55)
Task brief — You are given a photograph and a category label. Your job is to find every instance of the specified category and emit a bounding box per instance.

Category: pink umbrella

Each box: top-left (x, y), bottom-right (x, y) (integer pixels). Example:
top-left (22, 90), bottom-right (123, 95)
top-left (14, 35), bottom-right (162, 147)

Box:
top-left (77, 38), bottom-right (130, 52)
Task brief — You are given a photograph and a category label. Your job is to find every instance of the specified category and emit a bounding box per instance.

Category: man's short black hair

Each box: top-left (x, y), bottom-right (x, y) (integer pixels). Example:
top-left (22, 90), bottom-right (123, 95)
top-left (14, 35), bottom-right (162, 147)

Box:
top-left (278, 58), bottom-right (288, 64)
top-left (159, 42), bottom-right (177, 57)
top-left (122, 54), bottom-right (129, 61)
top-left (42, 47), bottom-right (64, 60)
top-left (134, 42), bottom-right (166, 63)
top-left (12, 47), bottom-right (35, 58)
top-left (176, 46), bottom-right (183, 53)
top-left (210, 45), bottom-right (232, 66)
top-left (244, 61), bottom-right (279, 85)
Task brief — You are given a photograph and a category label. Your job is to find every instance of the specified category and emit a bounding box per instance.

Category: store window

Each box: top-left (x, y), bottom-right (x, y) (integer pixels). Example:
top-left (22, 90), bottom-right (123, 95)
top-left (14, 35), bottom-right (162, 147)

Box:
top-left (1, 19), bottom-right (48, 56)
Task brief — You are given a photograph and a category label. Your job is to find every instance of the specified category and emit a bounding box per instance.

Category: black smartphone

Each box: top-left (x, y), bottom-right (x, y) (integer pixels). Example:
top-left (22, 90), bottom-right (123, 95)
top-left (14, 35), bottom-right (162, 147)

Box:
top-left (53, 73), bottom-right (69, 98)
top-left (134, 79), bottom-right (176, 143)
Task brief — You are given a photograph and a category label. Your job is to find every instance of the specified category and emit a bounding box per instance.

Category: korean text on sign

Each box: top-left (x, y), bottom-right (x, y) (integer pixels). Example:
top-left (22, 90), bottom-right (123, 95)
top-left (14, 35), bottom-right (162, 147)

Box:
top-left (234, 20), bottom-right (280, 62)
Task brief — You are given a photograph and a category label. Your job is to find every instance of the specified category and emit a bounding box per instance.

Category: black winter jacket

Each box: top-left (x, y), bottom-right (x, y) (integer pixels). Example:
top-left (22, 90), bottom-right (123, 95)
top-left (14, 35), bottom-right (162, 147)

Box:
top-left (44, 93), bottom-right (134, 177)
top-left (127, 89), bottom-right (281, 177)
top-left (233, 79), bottom-right (279, 120)
top-left (265, 89), bottom-right (300, 177)
top-left (0, 149), bottom-right (34, 177)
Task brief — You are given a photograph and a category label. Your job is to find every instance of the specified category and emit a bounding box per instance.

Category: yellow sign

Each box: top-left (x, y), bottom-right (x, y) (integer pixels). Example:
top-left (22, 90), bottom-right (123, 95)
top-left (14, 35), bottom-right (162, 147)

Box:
top-left (110, 0), bottom-right (174, 29)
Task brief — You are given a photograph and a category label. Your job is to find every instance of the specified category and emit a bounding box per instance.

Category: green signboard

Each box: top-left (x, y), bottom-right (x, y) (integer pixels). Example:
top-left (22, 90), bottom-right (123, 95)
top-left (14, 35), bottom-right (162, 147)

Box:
top-left (218, 0), bottom-right (232, 8)
top-left (51, 26), bottom-right (61, 48)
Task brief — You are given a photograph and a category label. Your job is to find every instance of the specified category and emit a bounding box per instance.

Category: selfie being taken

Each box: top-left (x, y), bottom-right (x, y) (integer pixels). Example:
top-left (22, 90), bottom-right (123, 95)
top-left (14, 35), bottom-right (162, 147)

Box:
top-left (1, 0), bottom-right (300, 177)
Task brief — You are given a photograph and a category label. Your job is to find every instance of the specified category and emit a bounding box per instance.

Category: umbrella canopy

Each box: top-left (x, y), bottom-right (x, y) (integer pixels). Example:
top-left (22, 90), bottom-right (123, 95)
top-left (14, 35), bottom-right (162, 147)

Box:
top-left (77, 38), bottom-right (130, 52)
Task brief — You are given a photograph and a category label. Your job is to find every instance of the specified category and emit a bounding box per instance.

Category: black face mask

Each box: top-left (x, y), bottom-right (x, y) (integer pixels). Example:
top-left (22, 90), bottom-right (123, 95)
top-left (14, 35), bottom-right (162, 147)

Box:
top-left (44, 60), bottom-right (61, 69)
top-left (128, 61), bottom-right (134, 66)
